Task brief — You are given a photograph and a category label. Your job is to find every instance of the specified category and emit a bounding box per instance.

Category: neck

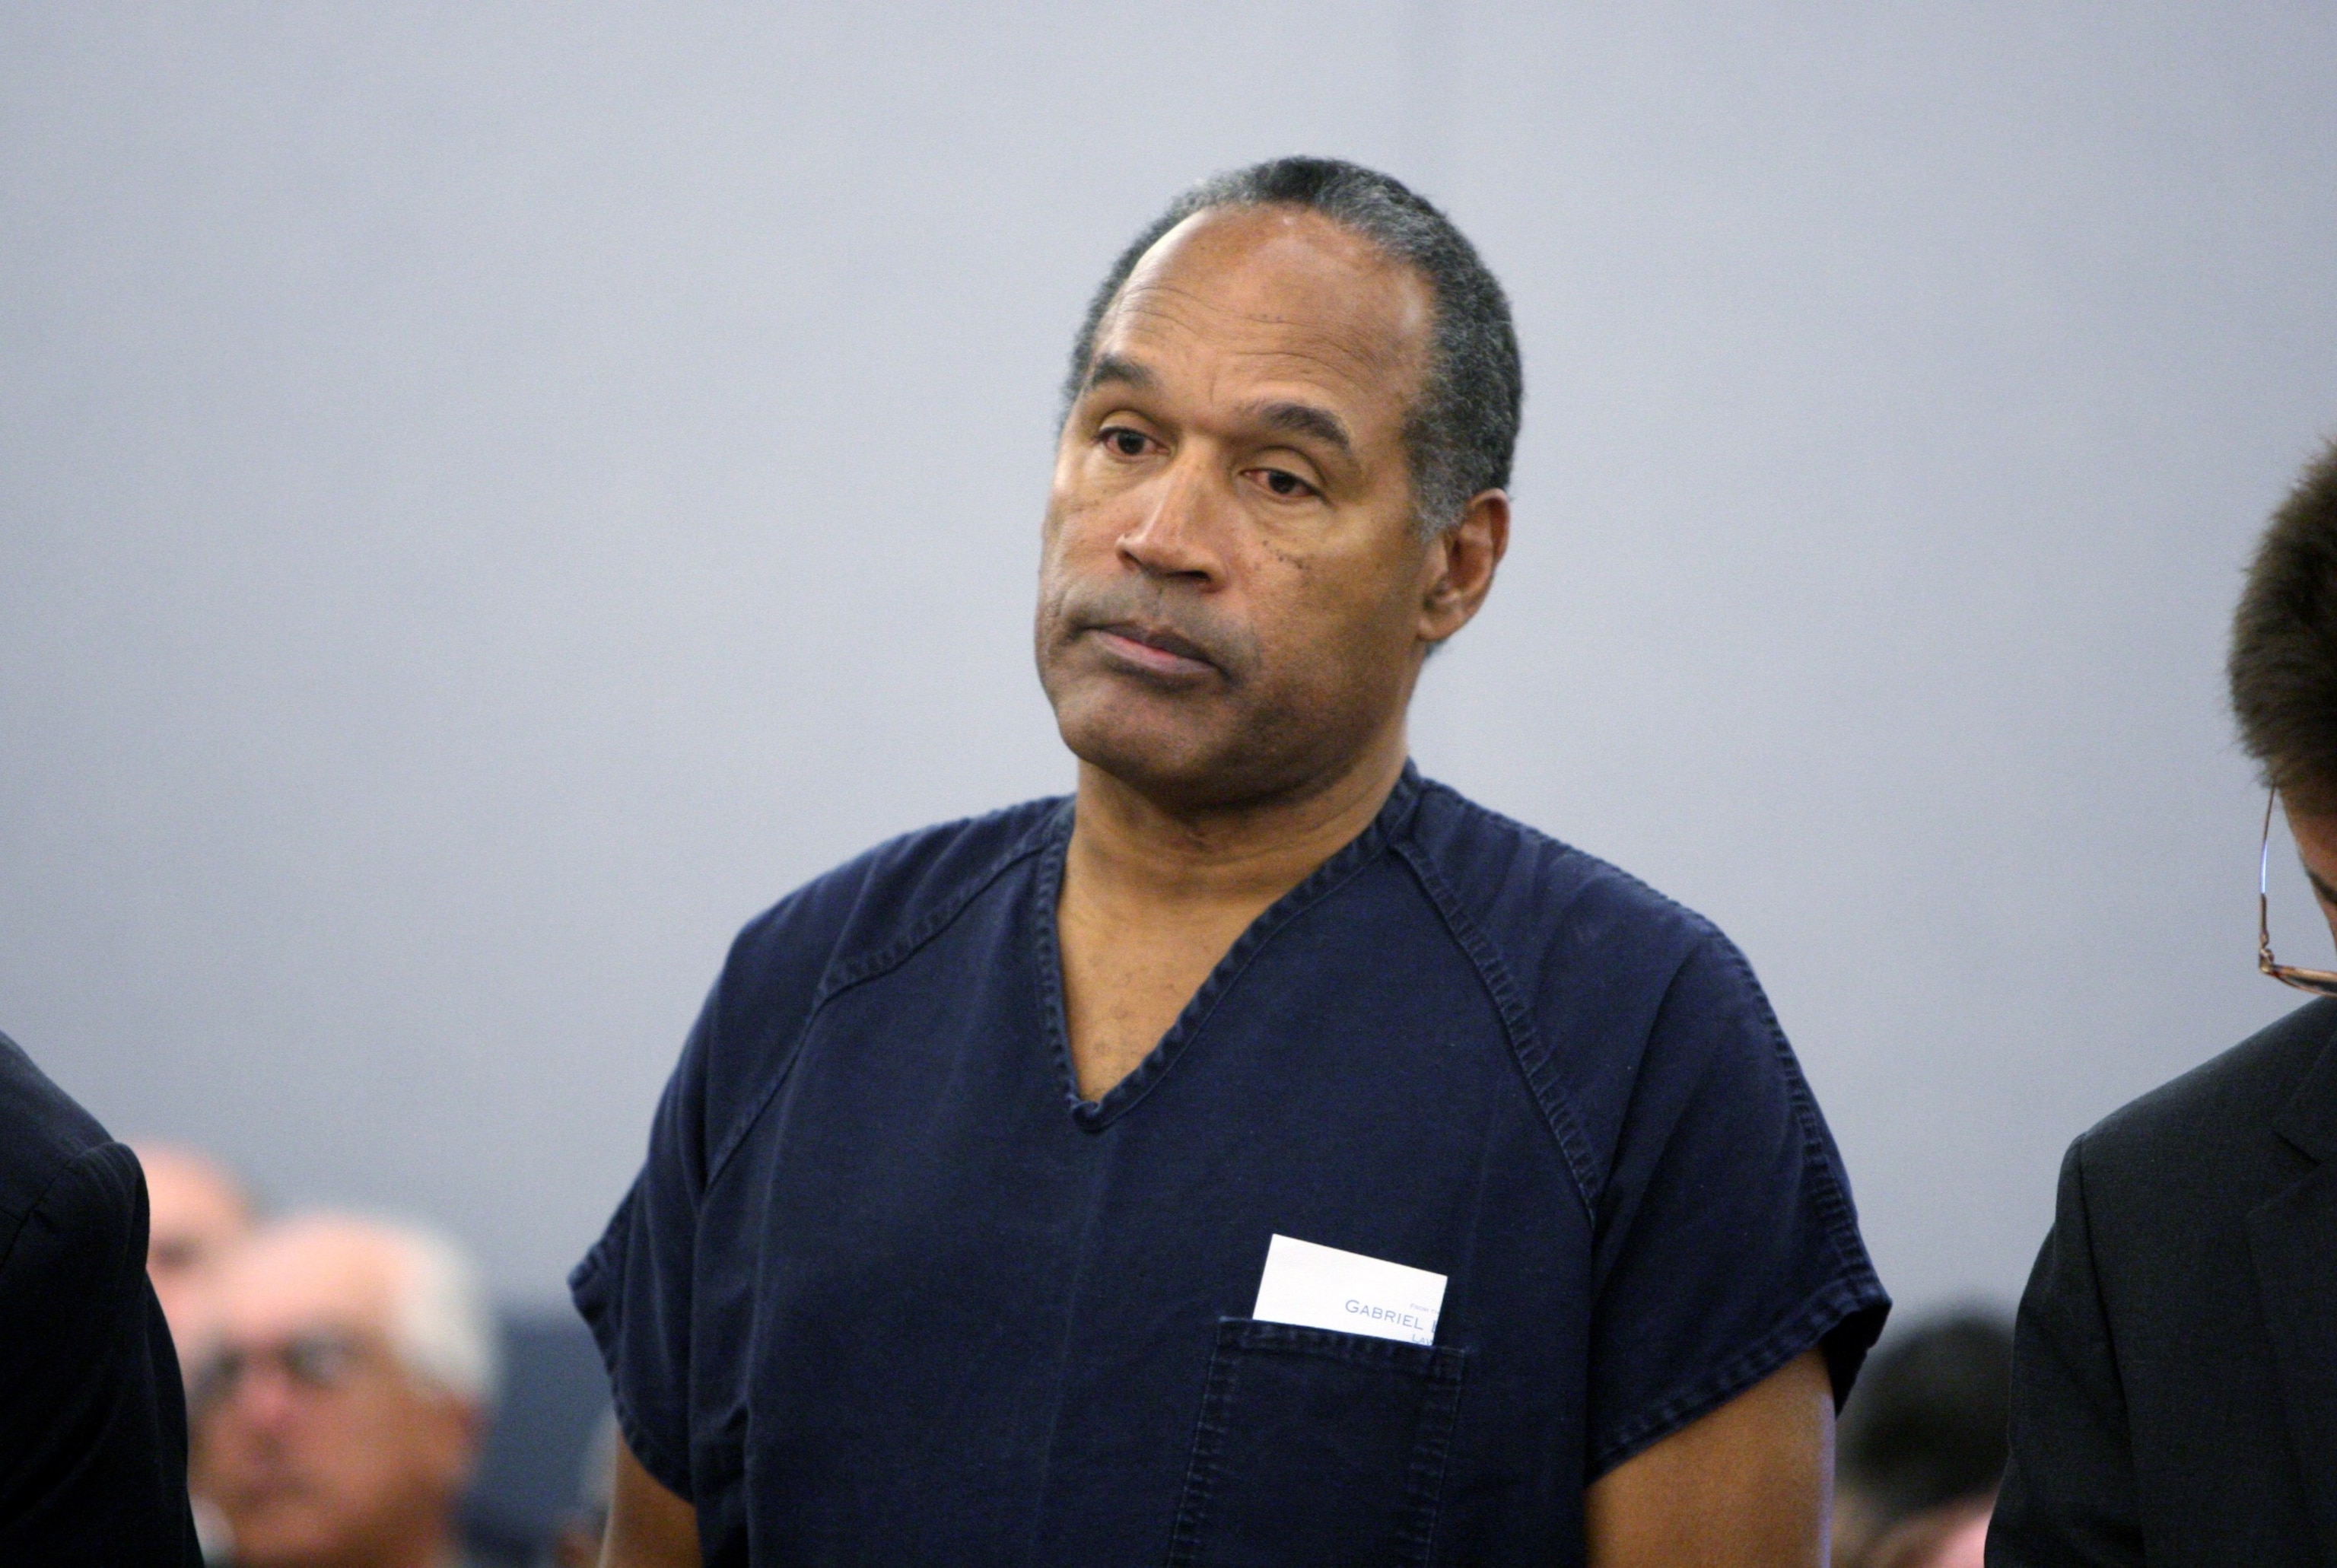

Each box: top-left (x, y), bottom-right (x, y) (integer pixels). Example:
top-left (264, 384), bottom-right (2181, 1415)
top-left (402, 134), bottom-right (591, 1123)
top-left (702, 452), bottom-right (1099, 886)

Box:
top-left (1068, 720), bottom-right (1411, 911)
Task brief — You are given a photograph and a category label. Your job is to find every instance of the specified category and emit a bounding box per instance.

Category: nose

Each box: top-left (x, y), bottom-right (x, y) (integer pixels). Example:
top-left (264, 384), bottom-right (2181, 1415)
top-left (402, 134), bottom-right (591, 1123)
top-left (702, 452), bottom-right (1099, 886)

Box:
top-left (1116, 452), bottom-right (1225, 587)
top-left (221, 1361), bottom-right (304, 1433)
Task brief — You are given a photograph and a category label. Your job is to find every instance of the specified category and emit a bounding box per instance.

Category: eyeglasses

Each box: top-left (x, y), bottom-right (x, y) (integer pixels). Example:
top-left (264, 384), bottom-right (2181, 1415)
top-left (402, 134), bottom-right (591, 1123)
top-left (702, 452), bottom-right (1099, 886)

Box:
top-left (2259, 790), bottom-right (2337, 997)
top-left (192, 1330), bottom-right (378, 1411)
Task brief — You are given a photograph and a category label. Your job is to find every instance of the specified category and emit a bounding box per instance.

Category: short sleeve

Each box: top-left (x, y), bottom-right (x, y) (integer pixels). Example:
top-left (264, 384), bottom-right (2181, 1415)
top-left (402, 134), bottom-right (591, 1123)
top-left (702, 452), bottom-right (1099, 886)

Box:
top-left (570, 983), bottom-right (720, 1503)
top-left (1582, 931), bottom-right (1888, 1477)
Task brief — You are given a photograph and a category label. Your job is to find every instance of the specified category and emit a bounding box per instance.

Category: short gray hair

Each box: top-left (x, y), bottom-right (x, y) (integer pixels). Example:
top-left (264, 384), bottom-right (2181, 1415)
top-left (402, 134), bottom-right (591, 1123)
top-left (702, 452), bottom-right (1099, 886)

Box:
top-left (262, 1215), bottom-right (502, 1411)
top-left (373, 1217), bottom-right (501, 1409)
top-left (227, 1210), bottom-right (503, 1410)
top-left (1062, 156), bottom-right (1524, 537)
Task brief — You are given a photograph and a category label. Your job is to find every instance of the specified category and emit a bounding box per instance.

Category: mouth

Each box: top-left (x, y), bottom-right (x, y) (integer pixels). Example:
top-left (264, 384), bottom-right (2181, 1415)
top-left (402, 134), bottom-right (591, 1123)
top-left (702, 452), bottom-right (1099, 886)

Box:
top-left (1085, 622), bottom-right (1222, 682)
top-left (227, 1472), bottom-right (319, 1512)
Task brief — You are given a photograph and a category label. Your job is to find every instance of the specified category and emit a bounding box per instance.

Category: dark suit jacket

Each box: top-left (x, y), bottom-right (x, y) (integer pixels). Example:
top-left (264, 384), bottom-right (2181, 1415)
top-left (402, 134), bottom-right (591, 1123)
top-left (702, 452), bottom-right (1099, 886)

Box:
top-left (1990, 997), bottom-right (2337, 1566)
top-left (0, 1029), bottom-right (202, 1565)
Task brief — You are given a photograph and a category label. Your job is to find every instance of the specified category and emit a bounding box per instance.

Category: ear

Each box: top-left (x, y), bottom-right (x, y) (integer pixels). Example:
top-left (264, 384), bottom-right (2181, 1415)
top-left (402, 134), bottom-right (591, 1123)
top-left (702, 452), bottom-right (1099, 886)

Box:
top-left (1417, 489), bottom-right (1510, 646)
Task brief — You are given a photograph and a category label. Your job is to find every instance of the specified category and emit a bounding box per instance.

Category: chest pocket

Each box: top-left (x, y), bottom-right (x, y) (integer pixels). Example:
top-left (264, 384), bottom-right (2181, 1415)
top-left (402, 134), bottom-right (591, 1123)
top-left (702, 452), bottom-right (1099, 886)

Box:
top-left (1165, 1318), bottom-right (1467, 1568)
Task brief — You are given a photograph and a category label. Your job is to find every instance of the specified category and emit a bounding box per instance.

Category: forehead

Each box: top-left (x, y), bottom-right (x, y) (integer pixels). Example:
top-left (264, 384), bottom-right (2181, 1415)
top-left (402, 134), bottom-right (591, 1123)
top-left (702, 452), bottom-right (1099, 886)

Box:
top-left (215, 1226), bottom-right (399, 1341)
top-left (141, 1150), bottom-right (248, 1233)
top-left (1095, 205), bottom-right (1432, 418)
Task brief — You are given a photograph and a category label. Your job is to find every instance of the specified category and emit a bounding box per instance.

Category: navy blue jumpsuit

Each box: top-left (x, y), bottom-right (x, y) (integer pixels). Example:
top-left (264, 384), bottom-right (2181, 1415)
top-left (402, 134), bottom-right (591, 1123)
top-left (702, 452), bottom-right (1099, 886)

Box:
top-left (574, 767), bottom-right (1888, 1565)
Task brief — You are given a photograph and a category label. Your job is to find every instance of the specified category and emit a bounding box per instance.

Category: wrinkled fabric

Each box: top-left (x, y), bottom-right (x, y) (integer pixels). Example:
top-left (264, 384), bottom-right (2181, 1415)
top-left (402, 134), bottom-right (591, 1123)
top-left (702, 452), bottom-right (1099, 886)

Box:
top-left (575, 767), bottom-right (1887, 1566)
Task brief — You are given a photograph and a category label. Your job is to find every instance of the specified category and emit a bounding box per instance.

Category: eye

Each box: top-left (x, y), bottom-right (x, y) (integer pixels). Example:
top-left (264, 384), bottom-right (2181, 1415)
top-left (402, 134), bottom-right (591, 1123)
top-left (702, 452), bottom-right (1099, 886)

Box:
top-left (1250, 466), bottom-right (1319, 501)
top-left (1099, 425), bottom-right (1153, 459)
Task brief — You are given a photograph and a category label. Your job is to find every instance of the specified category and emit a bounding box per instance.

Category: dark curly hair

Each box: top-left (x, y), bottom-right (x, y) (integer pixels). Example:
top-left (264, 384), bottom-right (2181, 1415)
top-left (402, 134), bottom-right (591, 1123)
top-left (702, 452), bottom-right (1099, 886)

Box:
top-left (2232, 438), bottom-right (2337, 813)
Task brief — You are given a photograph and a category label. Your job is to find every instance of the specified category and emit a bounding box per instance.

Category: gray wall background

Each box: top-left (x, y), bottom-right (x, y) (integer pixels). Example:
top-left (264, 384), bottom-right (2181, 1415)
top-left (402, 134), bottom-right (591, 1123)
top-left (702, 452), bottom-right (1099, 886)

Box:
top-left (6, 3), bottom-right (2335, 1312)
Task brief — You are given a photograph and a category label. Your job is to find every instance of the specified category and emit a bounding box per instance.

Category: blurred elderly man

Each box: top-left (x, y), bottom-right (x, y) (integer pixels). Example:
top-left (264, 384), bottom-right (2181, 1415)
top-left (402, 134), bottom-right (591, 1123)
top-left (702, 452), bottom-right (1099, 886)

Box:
top-left (135, 1141), bottom-right (256, 1360)
top-left (191, 1213), bottom-right (499, 1568)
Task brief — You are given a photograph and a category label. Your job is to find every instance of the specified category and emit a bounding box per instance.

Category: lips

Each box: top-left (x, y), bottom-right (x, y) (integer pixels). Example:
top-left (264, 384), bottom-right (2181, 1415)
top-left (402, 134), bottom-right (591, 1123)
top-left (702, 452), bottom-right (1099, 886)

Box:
top-left (1087, 621), bottom-right (1221, 679)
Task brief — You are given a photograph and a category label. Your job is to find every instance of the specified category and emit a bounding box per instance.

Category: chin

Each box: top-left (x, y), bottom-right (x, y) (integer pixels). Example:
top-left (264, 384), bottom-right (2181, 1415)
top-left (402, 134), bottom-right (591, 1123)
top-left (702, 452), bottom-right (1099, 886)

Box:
top-left (1062, 710), bottom-right (1340, 818)
top-left (223, 1510), bottom-right (342, 1568)
top-left (1044, 653), bottom-right (1347, 809)
top-left (1054, 692), bottom-right (1238, 799)
top-left (1061, 717), bottom-right (1212, 794)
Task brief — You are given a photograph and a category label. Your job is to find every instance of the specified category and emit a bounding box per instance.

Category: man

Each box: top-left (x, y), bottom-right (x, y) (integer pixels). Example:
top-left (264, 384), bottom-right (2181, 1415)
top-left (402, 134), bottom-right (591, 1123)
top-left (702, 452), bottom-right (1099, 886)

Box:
top-left (0, 1027), bottom-right (204, 1563)
top-left (578, 157), bottom-right (1889, 1566)
top-left (1991, 440), bottom-right (2337, 1562)
top-left (1833, 1309), bottom-right (2009, 1568)
top-left (192, 1212), bottom-right (499, 1568)
top-left (137, 1140), bottom-right (258, 1363)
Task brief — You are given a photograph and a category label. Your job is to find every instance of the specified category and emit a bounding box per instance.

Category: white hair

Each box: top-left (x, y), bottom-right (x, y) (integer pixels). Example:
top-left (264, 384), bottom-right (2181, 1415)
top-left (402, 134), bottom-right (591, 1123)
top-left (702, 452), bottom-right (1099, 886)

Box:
top-left (245, 1209), bottom-right (502, 1410)
top-left (380, 1219), bottom-right (501, 1410)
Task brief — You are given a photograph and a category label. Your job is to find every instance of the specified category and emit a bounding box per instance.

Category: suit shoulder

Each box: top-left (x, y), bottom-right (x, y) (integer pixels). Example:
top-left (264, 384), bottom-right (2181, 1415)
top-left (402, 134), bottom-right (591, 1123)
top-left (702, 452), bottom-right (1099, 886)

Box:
top-left (2077, 998), bottom-right (2337, 1191)
top-left (2086, 999), bottom-right (2337, 1157)
top-left (0, 1032), bottom-right (115, 1237)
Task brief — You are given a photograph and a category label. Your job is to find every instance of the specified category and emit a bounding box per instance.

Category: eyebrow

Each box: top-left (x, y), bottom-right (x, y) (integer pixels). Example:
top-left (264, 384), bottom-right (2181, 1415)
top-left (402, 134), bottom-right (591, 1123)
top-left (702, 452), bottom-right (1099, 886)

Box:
top-left (1248, 399), bottom-right (1354, 461)
top-left (1083, 355), bottom-right (1356, 463)
top-left (1084, 353), bottom-right (1157, 393)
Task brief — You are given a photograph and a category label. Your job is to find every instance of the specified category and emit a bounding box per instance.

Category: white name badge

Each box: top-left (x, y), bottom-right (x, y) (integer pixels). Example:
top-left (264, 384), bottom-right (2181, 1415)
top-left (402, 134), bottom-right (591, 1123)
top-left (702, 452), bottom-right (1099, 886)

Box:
top-left (1251, 1233), bottom-right (1448, 1347)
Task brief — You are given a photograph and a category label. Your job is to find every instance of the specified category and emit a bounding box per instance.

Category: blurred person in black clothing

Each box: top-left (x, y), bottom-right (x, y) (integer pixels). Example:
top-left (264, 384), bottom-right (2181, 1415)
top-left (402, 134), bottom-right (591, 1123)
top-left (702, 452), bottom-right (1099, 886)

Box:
top-left (1992, 438), bottom-right (2337, 1562)
top-left (192, 1212), bottom-right (498, 1568)
top-left (0, 1027), bottom-right (204, 1563)
top-left (1833, 1309), bottom-right (2009, 1568)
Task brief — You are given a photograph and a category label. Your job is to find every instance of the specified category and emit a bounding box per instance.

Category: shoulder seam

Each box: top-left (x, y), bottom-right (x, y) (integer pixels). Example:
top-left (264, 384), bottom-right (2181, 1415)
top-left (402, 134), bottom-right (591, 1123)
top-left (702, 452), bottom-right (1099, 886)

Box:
top-left (1391, 833), bottom-right (1605, 1224)
top-left (1420, 780), bottom-right (1712, 933)
top-left (701, 810), bottom-right (1063, 1188)
top-left (816, 806), bottom-right (1066, 1006)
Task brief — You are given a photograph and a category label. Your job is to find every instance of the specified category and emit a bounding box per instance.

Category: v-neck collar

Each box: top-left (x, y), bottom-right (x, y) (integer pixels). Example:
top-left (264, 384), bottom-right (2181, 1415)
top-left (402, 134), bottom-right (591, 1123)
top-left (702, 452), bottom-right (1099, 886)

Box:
top-left (1032, 762), bottom-right (1426, 1131)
